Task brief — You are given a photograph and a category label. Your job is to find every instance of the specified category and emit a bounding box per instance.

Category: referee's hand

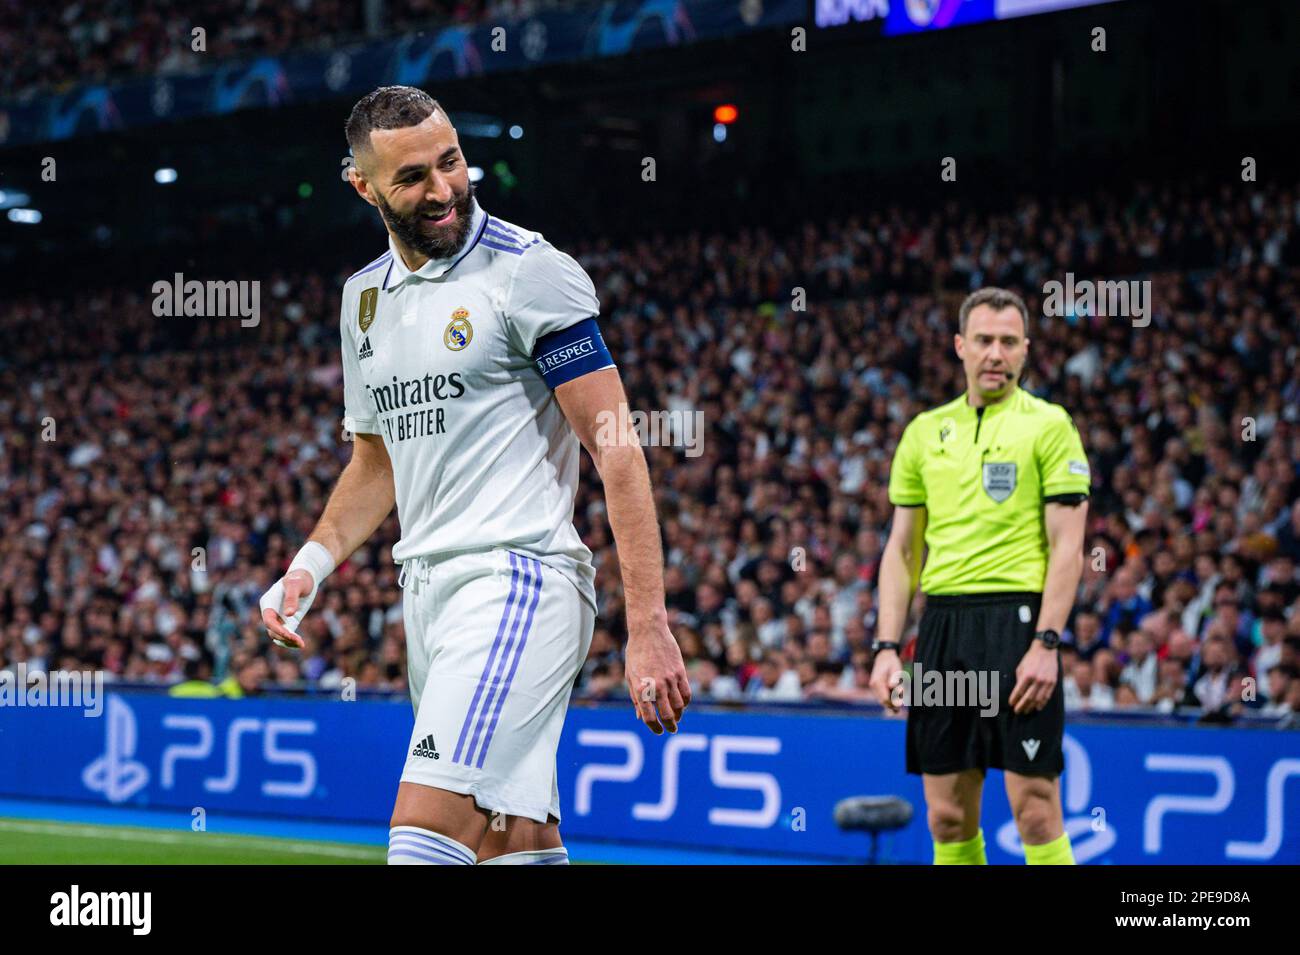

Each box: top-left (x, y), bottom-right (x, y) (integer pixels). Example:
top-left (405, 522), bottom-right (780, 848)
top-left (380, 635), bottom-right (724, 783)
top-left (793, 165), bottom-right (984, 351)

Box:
top-left (1009, 643), bottom-right (1059, 714)
top-left (869, 650), bottom-right (904, 714)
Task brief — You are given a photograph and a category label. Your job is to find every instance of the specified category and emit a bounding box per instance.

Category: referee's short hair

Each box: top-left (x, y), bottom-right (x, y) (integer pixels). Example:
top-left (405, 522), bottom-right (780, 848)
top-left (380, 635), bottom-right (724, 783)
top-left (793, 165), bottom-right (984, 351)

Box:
top-left (346, 86), bottom-right (445, 157)
top-left (958, 287), bottom-right (1030, 335)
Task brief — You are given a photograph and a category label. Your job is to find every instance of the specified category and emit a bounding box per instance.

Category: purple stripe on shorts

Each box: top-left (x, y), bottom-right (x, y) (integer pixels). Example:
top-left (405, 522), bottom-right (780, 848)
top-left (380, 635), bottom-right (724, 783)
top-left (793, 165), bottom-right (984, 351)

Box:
top-left (476, 556), bottom-right (544, 769)
top-left (463, 556), bottom-right (536, 767)
top-left (452, 553), bottom-right (522, 764)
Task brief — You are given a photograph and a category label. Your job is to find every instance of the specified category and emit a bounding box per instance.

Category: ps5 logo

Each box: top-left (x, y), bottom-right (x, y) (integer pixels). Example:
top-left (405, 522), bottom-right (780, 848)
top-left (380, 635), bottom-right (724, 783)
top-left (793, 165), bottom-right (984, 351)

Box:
top-left (81, 696), bottom-right (319, 802)
top-left (574, 730), bottom-right (782, 828)
top-left (160, 714), bottom-right (318, 797)
top-left (1144, 754), bottom-right (1300, 861)
top-left (82, 696), bottom-right (149, 803)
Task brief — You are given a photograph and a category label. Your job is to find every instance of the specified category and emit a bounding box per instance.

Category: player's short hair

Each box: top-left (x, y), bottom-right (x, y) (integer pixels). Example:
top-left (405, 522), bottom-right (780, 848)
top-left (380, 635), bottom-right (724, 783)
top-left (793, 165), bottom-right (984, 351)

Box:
top-left (958, 287), bottom-right (1030, 336)
top-left (346, 86), bottom-right (445, 158)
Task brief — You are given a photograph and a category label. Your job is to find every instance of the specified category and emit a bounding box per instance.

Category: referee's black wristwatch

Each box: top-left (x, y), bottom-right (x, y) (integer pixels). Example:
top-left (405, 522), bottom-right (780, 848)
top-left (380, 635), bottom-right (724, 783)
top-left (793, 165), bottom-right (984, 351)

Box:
top-left (1034, 629), bottom-right (1061, 650)
top-left (870, 639), bottom-right (901, 654)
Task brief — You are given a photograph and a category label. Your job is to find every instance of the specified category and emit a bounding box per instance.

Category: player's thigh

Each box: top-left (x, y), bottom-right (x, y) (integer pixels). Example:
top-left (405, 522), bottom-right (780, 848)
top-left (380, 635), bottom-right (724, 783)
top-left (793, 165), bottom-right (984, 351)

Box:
top-left (922, 769), bottom-right (985, 837)
top-left (402, 571), bottom-right (432, 712)
top-left (477, 814), bottom-right (563, 861)
top-left (390, 780), bottom-right (493, 851)
top-left (406, 551), bottom-right (591, 823)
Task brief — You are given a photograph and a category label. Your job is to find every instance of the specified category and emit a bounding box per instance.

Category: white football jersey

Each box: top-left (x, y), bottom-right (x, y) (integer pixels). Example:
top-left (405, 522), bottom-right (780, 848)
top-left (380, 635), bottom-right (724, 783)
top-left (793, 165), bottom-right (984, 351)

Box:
top-left (338, 200), bottom-right (606, 607)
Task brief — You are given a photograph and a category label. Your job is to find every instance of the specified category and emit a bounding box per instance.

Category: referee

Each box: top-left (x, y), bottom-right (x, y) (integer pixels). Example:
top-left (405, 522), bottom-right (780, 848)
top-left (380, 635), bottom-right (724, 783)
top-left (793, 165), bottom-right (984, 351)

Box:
top-left (870, 287), bottom-right (1090, 865)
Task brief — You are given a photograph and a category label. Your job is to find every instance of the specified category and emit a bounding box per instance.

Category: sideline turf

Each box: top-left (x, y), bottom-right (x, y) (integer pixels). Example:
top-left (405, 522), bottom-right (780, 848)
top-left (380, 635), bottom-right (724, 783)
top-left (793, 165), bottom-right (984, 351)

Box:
top-left (0, 817), bottom-right (386, 864)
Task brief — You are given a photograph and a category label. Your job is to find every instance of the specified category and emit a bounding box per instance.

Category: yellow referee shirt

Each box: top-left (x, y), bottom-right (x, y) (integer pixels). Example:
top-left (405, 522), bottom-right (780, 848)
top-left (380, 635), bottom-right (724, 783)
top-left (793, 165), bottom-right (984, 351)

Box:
top-left (888, 388), bottom-right (1090, 595)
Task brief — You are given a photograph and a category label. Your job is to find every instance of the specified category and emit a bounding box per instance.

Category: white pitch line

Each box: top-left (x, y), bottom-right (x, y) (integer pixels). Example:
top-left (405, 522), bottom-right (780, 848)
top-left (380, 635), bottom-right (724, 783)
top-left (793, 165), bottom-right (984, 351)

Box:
top-left (0, 819), bottom-right (384, 860)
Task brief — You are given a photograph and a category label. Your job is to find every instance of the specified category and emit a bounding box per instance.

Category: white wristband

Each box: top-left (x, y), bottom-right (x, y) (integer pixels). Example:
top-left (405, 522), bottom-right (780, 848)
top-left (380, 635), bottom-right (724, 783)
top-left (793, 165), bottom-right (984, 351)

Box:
top-left (287, 540), bottom-right (336, 593)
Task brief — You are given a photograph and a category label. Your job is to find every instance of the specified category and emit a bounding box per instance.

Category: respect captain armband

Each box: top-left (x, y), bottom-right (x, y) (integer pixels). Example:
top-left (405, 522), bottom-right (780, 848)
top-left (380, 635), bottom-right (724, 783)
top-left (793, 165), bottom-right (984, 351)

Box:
top-left (532, 318), bottom-right (615, 389)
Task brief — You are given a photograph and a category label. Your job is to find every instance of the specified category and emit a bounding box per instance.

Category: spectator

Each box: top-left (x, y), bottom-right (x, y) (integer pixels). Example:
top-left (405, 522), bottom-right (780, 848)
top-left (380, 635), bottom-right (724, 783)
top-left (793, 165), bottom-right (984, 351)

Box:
top-left (747, 651), bottom-right (801, 702)
top-left (1119, 629), bottom-right (1159, 704)
top-left (1064, 659), bottom-right (1115, 712)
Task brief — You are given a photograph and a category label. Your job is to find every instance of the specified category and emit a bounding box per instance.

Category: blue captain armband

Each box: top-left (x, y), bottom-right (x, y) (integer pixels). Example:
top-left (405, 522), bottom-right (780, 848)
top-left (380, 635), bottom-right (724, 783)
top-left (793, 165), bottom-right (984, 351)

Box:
top-left (532, 317), bottom-right (616, 388)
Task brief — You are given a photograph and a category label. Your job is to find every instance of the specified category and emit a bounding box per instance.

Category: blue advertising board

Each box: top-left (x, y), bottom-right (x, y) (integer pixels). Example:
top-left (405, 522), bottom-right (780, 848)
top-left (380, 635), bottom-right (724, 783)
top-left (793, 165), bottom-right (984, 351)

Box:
top-left (0, 691), bottom-right (1295, 863)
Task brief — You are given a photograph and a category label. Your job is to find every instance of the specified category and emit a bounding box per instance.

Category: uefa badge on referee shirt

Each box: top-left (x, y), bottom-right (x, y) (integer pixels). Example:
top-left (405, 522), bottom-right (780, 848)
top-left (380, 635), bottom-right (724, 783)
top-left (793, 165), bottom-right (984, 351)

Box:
top-left (444, 307), bottom-right (473, 351)
top-left (982, 462), bottom-right (1017, 503)
top-left (358, 287), bottom-right (378, 333)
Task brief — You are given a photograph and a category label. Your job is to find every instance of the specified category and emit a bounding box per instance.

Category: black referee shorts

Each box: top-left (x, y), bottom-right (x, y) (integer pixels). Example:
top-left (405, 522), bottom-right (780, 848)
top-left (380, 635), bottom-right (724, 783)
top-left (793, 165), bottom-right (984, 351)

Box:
top-left (905, 591), bottom-right (1065, 778)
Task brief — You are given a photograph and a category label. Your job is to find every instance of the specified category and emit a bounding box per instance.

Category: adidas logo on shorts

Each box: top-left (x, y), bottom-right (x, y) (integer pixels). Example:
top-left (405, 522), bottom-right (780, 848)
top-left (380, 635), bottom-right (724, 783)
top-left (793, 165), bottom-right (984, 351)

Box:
top-left (412, 734), bottom-right (440, 760)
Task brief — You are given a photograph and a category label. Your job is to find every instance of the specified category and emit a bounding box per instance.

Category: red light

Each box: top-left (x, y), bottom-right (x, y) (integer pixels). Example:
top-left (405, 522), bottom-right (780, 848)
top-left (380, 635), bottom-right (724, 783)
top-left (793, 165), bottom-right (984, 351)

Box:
top-left (713, 104), bottom-right (738, 125)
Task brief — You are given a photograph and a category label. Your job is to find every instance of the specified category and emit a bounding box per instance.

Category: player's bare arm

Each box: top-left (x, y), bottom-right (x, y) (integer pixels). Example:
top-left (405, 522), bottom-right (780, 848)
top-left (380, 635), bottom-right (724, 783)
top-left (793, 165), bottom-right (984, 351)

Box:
top-left (871, 504), bottom-right (927, 712)
top-left (1009, 500), bottom-right (1087, 715)
top-left (261, 432), bottom-right (396, 648)
top-left (555, 366), bottom-right (690, 735)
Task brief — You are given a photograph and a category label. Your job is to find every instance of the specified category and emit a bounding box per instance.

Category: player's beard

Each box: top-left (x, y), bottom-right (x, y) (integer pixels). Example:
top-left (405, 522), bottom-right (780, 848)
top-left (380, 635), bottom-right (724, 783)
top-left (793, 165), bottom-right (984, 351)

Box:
top-left (377, 185), bottom-right (476, 262)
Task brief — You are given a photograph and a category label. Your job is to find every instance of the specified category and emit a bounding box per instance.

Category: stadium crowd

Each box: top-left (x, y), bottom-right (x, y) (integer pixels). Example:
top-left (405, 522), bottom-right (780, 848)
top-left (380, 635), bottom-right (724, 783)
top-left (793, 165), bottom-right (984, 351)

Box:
top-left (0, 0), bottom-right (591, 99)
top-left (2, 175), bottom-right (1300, 727)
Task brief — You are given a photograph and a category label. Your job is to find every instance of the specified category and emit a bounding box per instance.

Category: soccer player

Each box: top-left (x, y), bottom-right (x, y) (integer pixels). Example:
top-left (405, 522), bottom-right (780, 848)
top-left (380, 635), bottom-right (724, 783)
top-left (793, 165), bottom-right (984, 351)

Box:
top-left (258, 86), bottom-right (689, 865)
top-left (870, 288), bottom-right (1090, 865)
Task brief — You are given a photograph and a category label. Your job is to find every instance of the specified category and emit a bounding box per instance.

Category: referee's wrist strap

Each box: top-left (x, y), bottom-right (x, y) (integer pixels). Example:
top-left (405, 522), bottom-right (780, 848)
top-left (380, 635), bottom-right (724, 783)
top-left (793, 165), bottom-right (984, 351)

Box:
top-left (287, 541), bottom-right (336, 591)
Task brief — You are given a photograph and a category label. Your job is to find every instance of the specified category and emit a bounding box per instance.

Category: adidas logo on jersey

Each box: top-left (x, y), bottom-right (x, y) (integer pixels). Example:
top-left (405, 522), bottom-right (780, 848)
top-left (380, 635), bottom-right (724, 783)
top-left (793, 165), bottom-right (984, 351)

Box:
top-left (412, 734), bottom-right (440, 759)
top-left (358, 335), bottom-right (373, 360)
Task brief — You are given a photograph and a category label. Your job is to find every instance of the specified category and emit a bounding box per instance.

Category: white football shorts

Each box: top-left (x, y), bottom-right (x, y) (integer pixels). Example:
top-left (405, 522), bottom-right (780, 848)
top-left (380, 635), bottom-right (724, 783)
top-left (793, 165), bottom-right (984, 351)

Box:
top-left (398, 547), bottom-right (594, 823)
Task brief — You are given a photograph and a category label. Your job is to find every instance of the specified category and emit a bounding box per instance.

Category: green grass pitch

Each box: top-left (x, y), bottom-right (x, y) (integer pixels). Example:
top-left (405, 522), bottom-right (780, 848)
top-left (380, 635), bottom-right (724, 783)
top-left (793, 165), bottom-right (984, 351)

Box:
top-left (0, 818), bottom-right (387, 864)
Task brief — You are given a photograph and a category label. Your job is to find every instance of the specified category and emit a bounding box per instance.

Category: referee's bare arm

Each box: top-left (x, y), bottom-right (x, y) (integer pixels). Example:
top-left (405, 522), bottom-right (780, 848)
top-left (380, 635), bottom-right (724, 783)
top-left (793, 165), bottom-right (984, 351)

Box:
top-left (1036, 501), bottom-right (1088, 634)
top-left (262, 433), bottom-right (395, 647)
top-left (870, 505), bottom-right (927, 711)
top-left (1008, 500), bottom-right (1088, 714)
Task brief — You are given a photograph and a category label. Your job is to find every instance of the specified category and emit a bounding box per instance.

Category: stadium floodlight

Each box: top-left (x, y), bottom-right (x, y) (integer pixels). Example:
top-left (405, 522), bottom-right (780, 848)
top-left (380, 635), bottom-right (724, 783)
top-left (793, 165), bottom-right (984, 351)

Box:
top-left (154, 167), bottom-right (178, 184)
top-left (468, 166), bottom-right (485, 183)
top-left (7, 208), bottom-right (42, 224)
top-left (509, 125), bottom-right (524, 140)
top-left (0, 189), bottom-right (32, 210)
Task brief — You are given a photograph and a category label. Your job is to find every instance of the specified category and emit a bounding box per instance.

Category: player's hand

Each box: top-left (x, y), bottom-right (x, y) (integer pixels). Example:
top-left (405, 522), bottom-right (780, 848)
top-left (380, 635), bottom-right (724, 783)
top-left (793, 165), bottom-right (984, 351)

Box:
top-left (1009, 642), bottom-right (1058, 714)
top-left (869, 649), bottom-right (904, 713)
top-left (259, 569), bottom-right (318, 650)
top-left (624, 611), bottom-right (690, 735)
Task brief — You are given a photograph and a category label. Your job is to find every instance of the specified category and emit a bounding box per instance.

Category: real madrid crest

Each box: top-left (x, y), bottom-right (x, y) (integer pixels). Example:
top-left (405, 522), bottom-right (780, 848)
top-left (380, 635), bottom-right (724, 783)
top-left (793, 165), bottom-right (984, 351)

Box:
top-left (444, 307), bottom-right (473, 351)
top-left (358, 287), bottom-right (378, 333)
